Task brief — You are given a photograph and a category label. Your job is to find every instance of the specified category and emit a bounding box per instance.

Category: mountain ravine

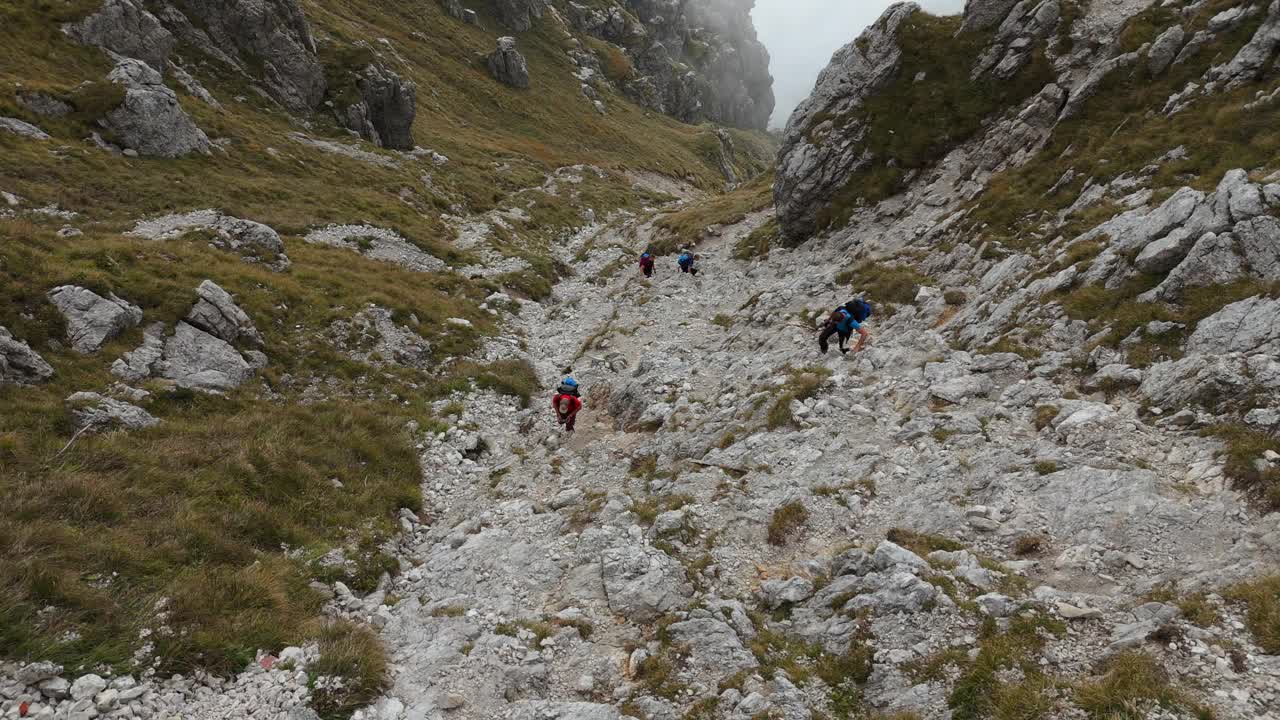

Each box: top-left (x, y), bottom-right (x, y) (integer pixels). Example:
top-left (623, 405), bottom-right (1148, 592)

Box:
top-left (2, 0), bottom-right (1280, 719)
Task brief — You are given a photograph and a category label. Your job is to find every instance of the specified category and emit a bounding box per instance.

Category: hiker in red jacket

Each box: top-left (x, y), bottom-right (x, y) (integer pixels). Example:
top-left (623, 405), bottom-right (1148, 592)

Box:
top-left (639, 252), bottom-right (656, 278)
top-left (553, 377), bottom-right (583, 432)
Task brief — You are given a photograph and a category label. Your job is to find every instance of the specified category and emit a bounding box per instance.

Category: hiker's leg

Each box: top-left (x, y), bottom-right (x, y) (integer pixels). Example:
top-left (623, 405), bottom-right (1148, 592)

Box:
top-left (818, 325), bottom-right (836, 353)
top-left (854, 327), bottom-right (869, 352)
top-left (566, 413), bottom-right (577, 431)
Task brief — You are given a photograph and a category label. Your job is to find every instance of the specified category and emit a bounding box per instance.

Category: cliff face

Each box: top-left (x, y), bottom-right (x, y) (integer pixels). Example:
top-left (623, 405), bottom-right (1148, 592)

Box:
top-left (566, 0), bottom-right (776, 130)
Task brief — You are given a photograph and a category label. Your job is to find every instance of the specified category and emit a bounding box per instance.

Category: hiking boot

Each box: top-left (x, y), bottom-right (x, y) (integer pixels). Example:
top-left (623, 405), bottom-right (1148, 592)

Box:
top-left (839, 347), bottom-right (850, 355)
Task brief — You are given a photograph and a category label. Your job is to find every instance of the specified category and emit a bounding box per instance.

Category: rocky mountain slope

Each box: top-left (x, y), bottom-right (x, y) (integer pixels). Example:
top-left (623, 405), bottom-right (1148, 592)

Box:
top-left (3, 0), bottom-right (1280, 719)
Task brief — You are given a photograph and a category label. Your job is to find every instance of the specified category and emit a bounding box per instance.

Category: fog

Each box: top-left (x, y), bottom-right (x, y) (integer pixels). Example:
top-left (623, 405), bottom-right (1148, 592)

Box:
top-left (753, 0), bottom-right (967, 129)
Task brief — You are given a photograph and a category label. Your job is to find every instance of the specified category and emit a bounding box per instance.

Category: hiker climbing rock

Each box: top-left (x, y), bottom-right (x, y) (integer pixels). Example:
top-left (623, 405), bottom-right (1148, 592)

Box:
top-left (678, 251), bottom-right (700, 276)
top-left (639, 251), bottom-right (656, 278)
top-left (553, 376), bottom-right (583, 432)
top-left (818, 298), bottom-right (871, 355)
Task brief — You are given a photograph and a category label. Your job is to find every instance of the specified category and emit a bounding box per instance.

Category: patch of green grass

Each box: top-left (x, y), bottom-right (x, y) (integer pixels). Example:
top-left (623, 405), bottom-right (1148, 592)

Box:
top-left (1225, 576), bottom-right (1280, 653)
top-left (733, 217), bottom-right (787, 260)
top-left (652, 173), bottom-right (775, 253)
top-left (1204, 424), bottom-right (1280, 510)
top-left (1013, 534), bottom-right (1047, 557)
top-left (949, 615), bottom-right (1065, 720)
top-left (0, 394), bottom-right (421, 675)
top-left (430, 606), bottom-right (467, 618)
top-left (834, 261), bottom-right (928, 315)
top-left (307, 619), bottom-right (388, 718)
top-left (767, 394), bottom-right (797, 430)
top-left (1034, 460), bottom-right (1058, 476)
top-left (885, 528), bottom-right (963, 557)
top-left (1033, 405), bottom-right (1059, 431)
top-left (767, 501), bottom-right (809, 546)
top-left (1074, 651), bottom-right (1213, 719)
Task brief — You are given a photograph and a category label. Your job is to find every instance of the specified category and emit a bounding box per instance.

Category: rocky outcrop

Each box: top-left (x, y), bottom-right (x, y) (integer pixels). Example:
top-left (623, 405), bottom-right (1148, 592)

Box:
top-left (1187, 296), bottom-right (1280, 356)
top-left (338, 64), bottom-right (417, 150)
top-left (127, 209), bottom-right (290, 270)
top-left (63, 0), bottom-right (175, 73)
top-left (66, 391), bottom-right (159, 432)
top-left (774, 3), bottom-right (916, 241)
top-left (108, 282), bottom-right (263, 392)
top-left (495, 0), bottom-right (546, 31)
top-left (488, 37), bottom-right (531, 89)
top-left (1206, 0), bottom-right (1280, 90)
top-left (611, 0), bottom-right (774, 130)
top-left (1148, 25), bottom-right (1185, 77)
top-left (186, 280), bottom-right (265, 348)
top-left (961, 0), bottom-right (1021, 32)
top-left (600, 543), bottom-right (691, 621)
top-left (47, 285), bottom-right (143, 354)
top-left (0, 117), bottom-right (51, 140)
top-left (157, 0), bottom-right (326, 113)
top-left (328, 306), bottom-right (431, 369)
top-left (103, 58), bottom-right (210, 157)
top-left (0, 326), bottom-right (54, 384)
top-left (157, 321), bottom-right (255, 392)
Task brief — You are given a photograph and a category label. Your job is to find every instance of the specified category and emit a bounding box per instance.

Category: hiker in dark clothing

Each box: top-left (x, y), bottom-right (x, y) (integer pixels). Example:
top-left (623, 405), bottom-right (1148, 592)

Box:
top-left (818, 299), bottom-right (872, 355)
top-left (639, 252), bottom-right (656, 278)
top-left (678, 251), bottom-right (700, 276)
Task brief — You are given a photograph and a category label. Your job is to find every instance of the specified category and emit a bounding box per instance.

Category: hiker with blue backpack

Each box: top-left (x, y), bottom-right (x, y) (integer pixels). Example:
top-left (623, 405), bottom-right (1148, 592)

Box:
top-left (552, 376), bottom-right (583, 432)
top-left (818, 298), bottom-right (872, 355)
top-left (677, 250), bottom-right (700, 276)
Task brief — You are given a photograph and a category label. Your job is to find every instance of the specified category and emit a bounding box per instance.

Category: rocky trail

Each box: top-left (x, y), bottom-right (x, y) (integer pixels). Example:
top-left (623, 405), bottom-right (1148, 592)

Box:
top-left (334, 203), bottom-right (1279, 720)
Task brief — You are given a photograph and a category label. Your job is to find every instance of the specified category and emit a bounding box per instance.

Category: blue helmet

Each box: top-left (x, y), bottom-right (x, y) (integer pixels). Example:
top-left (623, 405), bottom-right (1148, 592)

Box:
top-left (563, 377), bottom-right (578, 387)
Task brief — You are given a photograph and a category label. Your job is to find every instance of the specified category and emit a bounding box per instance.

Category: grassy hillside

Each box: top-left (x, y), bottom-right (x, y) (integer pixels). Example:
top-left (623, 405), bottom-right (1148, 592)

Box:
top-left (0, 0), bottom-right (773, 700)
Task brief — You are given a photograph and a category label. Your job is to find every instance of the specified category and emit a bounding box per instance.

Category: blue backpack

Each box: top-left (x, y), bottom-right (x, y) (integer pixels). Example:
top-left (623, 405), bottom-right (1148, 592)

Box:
top-left (848, 299), bottom-right (872, 322)
top-left (678, 252), bottom-right (692, 268)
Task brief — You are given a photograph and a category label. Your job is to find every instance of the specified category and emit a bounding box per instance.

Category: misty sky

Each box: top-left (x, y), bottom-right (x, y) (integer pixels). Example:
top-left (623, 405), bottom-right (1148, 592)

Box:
top-left (753, 0), bottom-right (967, 128)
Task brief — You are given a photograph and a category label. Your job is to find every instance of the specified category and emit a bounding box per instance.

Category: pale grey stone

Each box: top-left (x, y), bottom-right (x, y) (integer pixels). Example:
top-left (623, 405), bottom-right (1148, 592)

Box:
top-left (47, 285), bottom-right (143, 354)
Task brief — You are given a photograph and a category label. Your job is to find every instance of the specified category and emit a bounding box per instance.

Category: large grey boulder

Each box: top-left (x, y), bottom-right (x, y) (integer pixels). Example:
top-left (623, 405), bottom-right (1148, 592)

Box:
top-left (1208, 0), bottom-right (1280, 90)
top-left (600, 543), bottom-right (691, 622)
top-left (1139, 354), bottom-right (1263, 411)
top-left (47, 285), bottom-right (143, 354)
top-left (665, 616), bottom-right (757, 676)
top-left (843, 571), bottom-right (939, 614)
top-left (961, 0), bottom-right (1020, 32)
top-left (186, 280), bottom-right (264, 348)
top-left (63, 0), bottom-right (175, 73)
top-left (759, 577), bottom-right (815, 608)
top-left (1140, 232), bottom-right (1245, 302)
top-left (1147, 25), bottom-right (1185, 76)
top-left (159, 0), bottom-right (326, 112)
top-left (339, 64), bottom-right (416, 150)
top-left (0, 326), bottom-right (54, 384)
top-left (488, 37), bottom-right (530, 89)
top-left (774, 3), bottom-right (917, 241)
top-left (157, 321), bottom-right (254, 392)
top-left (1187, 296), bottom-right (1280, 356)
top-left (66, 391), bottom-right (159, 432)
top-left (103, 58), bottom-right (210, 157)
top-left (1235, 215), bottom-right (1280, 279)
